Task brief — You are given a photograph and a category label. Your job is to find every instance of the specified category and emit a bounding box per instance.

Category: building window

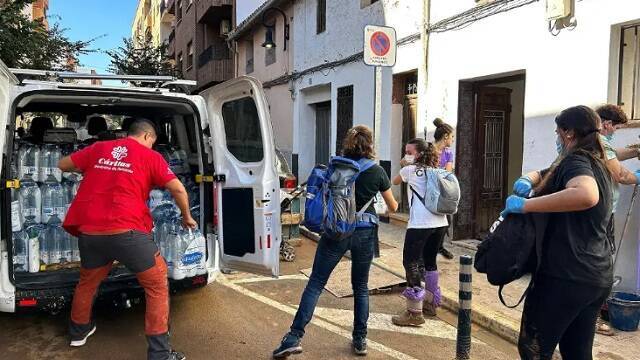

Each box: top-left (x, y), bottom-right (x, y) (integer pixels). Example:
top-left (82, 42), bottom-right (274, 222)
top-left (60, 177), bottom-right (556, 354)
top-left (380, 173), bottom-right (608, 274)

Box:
top-left (187, 41), bottom-right (194, 69)
top-left (317, 0), bottom-right (326, 34)
top-left (176, 0), bottom-right (182, 22)
top-left (265, 46), bottom-right (276, 66)
top-left (360, 0), bottom-right (379, 8)
top-left (246, 40), bottom-right (254, 74)
top-left (177, 52), bottom-right (183, 72)
top-left (619, 24), bottom-right (640, 120)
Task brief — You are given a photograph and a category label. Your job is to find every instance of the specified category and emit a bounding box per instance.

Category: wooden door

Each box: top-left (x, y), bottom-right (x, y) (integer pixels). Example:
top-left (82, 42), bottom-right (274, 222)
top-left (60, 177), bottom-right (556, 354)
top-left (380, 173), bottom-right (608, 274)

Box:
top-left (474, 87), bottom-right (512, 237)
top-left (400, 94), bottom-right (418, 212)
top-left (315, 102), bottom-right (331, 166)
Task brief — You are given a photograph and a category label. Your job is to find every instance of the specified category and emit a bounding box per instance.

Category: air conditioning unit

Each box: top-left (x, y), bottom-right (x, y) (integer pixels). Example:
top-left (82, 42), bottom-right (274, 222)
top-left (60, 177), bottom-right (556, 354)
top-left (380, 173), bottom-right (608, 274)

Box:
top-left (220, 19), bottom-right (231, 36)
top-left (546, 0), bottom-right (573, 21)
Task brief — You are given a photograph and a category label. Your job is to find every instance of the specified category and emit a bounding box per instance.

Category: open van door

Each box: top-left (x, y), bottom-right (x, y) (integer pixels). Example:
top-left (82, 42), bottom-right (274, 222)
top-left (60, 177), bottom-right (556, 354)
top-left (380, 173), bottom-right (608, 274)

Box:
top-left (200, 77), bottom-right (280, 277)
top-left (0, 60), bottom-right (18, 313)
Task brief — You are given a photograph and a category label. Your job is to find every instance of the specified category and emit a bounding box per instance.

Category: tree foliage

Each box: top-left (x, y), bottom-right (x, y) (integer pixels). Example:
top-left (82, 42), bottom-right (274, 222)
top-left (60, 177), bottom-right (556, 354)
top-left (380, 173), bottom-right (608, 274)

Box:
top-left (0, 0), bottom-right (94, 70)
top-left (107, 31), bottom-right (178, 86)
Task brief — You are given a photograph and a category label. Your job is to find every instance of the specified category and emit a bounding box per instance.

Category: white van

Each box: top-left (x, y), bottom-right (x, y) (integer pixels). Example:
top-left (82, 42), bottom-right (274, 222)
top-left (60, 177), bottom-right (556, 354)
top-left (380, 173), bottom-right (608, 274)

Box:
top-left (0, 60), bottom-right (281, 313)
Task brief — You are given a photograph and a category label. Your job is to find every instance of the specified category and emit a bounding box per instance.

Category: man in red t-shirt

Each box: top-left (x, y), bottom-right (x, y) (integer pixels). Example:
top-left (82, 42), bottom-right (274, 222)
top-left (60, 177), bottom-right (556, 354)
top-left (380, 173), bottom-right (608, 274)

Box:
top-left (59, 119), bottom-right (194, 360)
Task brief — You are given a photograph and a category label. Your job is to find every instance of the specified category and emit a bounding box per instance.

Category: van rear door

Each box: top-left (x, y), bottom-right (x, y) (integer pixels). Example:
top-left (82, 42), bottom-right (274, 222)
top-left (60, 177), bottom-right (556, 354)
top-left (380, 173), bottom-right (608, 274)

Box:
top-left (200, 77), bottom-right (280, 277)
top-left (0, 60), bottom-right (18, 312)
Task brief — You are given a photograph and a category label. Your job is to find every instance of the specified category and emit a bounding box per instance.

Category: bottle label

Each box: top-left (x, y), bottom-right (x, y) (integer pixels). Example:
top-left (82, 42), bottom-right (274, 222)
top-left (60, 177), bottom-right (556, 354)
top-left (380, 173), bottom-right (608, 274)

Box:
top-left (11, 201), bottom-right (22, 232)
top-left (42, 207), bottom-right (54, 223)
top-left (22, 208), bottom-right (38, 219)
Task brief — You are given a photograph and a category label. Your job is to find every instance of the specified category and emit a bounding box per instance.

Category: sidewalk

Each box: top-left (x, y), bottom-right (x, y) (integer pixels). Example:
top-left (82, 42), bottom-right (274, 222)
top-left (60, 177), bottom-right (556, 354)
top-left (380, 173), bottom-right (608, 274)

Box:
top-left (302, 221), bottom-right (640, 360)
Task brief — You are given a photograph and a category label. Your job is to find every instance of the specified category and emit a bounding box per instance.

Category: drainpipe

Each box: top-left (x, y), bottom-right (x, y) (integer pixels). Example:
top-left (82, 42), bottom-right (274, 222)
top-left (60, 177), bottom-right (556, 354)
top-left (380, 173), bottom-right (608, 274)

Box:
top-left (417, 0), bottom-right (431, 138)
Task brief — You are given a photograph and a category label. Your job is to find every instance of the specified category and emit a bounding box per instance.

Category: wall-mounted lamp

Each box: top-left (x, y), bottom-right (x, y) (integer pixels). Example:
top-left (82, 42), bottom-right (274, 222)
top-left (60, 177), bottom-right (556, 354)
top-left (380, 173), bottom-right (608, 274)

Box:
top-left (261, 7), bottom-right (289, 51)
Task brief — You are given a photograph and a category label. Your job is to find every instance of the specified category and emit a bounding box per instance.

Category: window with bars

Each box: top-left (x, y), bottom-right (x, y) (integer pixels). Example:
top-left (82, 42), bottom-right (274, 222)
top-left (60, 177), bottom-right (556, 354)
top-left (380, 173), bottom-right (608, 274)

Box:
top-left (619, 24), bottom-right (640, 120)
top-left (317, 0), bottom-right (326, 34)
top-left (336, 86), bottom-right (354, 153)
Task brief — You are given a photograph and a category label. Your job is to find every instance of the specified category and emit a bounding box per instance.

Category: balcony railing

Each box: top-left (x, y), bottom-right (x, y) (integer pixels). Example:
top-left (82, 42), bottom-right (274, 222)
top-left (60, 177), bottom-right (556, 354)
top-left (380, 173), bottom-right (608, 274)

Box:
top-left (198, 44), bottom-right (231, 68)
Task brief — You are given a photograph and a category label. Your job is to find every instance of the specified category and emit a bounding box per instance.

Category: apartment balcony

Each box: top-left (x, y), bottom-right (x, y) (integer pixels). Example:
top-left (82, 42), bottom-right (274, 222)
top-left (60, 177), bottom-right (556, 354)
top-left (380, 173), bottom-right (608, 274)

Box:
top-left (197, 45), bottom-right (233, 87)
top-left (196, 0), bottom-right (233, 24)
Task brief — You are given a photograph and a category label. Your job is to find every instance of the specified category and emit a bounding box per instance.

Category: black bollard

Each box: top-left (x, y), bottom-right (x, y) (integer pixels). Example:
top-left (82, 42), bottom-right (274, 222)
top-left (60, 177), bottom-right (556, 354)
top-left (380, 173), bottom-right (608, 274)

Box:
top-left (456, 255), bottom-right (473, 360)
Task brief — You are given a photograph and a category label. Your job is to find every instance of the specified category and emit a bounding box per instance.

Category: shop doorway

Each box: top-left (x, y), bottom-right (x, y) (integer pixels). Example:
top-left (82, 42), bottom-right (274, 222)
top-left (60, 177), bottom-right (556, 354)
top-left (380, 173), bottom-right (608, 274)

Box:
top-left (455, 73), bottom-right (525, 239)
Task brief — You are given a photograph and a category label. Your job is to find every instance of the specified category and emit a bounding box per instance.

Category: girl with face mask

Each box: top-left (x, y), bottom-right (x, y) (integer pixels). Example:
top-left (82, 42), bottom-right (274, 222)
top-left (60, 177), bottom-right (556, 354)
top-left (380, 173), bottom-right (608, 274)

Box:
top-left (504, 106), bottom-right (614, 359)
top-left (392, 139), bottom-right (447, 326)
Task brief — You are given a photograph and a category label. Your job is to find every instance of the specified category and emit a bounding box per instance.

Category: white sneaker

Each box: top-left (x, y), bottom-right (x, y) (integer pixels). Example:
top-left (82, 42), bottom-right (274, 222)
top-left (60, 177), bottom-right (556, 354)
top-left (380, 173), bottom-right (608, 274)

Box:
top-left (70, 325), bottom-right (96, 347)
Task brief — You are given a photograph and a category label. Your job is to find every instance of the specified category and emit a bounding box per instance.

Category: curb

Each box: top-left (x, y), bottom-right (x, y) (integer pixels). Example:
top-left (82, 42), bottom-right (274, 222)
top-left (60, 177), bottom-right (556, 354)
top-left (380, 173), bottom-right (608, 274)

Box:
top-left (299, 226), bottom-right (521, 345)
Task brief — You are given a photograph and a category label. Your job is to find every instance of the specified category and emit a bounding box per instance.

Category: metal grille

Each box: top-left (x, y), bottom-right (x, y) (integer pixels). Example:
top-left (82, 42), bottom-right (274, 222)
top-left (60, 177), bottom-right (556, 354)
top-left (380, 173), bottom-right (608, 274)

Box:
top-left (336, 85), bottom-right (354, 153)
top-left (482, 110), bottom-right (505, 191)
top-left (405, 75), bottom-right (418, 95)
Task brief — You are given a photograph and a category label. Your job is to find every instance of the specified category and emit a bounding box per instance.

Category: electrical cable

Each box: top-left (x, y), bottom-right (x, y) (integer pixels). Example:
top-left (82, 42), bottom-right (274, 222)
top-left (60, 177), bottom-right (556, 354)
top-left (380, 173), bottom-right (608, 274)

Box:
top-left (428, 0), bottom-right (540, 34)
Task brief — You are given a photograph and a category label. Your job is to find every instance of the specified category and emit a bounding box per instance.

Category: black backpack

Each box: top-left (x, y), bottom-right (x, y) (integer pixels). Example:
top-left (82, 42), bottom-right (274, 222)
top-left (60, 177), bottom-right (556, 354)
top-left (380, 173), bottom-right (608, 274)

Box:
top-left (474, 212), bottom-right (548, 308)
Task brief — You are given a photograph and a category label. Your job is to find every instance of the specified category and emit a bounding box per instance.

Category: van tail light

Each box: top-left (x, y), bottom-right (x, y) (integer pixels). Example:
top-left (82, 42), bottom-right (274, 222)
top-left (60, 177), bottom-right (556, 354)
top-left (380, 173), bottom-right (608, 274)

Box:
top-left (283, 177), bottom-right (297, 190)
top-left (18, 298), bottom-right (37, 307)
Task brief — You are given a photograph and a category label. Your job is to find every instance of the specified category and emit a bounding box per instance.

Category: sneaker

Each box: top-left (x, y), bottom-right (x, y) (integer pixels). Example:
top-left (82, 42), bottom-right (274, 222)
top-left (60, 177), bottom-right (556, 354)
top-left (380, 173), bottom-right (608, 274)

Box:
top-left (353, 338), bottom-right (368, 356)
top-left (392, 310), bottom-right (425, 327)
top-left (168, 350), bottom-right (186, 360)
top-left (69, 324), bottom-right (97, 347)
top-left (272, 333), bottom-right (302, 359)
top-left (439, 246), bottom-right (454, 260)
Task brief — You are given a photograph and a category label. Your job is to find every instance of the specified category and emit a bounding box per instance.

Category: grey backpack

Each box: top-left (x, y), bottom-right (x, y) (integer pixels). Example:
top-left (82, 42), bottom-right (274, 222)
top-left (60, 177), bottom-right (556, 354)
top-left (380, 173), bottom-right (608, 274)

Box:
top-left (410, 168), bottom-right (460, 215)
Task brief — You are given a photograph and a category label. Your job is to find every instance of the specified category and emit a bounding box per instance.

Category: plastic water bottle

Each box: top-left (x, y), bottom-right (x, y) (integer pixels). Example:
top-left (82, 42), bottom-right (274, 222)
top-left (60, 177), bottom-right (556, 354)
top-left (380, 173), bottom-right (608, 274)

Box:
top-left (176, 148), bottom-right (188, 174)
top-left (24, 216), bottom-right (43, 271)
top-left (46, 215), bottom-right (64, 265)
top-left (18, 144), bottom-right (39, 181)
top-left (70, 235), bottom-right (80, 262)
top-left (149, 189), bottom-right (165, 212)
top-left (41, 175), bottom-right (65, 223)
top-left (38, 144), bottom-right (52, 182)
top-left (60, 232), bottom-right (72, 264)
top-left (19, 175), bottom-right (42, 223)
top-left (11, 188), bottom-right (22, 232)
top-left (49, 145), bottom-right (62, 182)
top-left (12, 229), bottom-right (29, 272)
top-left (169, 222), bottom-right (185, 280)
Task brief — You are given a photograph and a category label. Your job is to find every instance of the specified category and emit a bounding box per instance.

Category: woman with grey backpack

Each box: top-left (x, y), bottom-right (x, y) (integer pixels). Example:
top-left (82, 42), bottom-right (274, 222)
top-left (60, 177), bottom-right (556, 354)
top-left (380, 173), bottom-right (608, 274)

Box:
top-left (391, 138), bottom-right (449, 326)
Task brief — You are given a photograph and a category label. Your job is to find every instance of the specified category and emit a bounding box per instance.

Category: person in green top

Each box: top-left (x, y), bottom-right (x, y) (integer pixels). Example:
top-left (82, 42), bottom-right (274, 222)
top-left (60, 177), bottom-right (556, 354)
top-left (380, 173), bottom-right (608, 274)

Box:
top-left (595, 104), bottom-right (640, 335)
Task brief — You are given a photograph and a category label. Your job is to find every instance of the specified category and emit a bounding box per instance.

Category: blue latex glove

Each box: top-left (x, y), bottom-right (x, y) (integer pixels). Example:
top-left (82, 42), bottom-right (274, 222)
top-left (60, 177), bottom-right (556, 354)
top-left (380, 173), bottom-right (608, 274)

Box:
top-left (500, 195), bottom-right (526, 218)
top-left (635, 170), bottom-right (640, 185)
top-left (513, 176), bottom-right (533, 197)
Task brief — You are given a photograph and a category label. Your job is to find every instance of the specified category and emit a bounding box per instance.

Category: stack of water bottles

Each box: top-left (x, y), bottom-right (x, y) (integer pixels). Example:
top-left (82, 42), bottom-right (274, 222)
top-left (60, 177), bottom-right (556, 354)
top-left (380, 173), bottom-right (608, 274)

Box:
top-left (12, 142), bottom-right (81, 273)
top-left (149, 188), bottom-right (205, 280)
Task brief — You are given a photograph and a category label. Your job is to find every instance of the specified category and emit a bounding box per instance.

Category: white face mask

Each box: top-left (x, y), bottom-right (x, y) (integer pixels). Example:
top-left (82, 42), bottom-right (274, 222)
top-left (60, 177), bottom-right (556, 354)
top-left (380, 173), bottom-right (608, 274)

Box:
top-left (403, 155), bottom-right (415, 164)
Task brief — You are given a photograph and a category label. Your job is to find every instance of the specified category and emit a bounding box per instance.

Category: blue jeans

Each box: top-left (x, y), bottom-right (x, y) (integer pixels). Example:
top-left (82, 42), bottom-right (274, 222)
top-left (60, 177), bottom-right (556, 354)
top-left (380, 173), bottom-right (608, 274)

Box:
top-left (290, 227), bottom-right (377, 340)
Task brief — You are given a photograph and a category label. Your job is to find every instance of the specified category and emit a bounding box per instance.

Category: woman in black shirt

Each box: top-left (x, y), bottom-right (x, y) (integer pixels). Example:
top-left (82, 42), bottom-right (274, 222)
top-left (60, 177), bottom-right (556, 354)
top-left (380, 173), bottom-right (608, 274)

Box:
top-left (502, 106), bottom-right (613, 360)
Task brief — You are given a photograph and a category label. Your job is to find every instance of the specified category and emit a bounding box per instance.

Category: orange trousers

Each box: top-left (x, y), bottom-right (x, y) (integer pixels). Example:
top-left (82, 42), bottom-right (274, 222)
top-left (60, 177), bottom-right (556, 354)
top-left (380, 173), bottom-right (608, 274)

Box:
top-left (70, 253), bottom-right (169, 335)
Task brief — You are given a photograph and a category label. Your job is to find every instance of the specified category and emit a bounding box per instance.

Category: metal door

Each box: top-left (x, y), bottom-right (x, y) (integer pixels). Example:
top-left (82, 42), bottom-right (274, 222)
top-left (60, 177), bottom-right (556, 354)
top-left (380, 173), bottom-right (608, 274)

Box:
top-left (474, 86), bottom-right (511, 237)
top-left (315, 102), bottom-right (331, 165)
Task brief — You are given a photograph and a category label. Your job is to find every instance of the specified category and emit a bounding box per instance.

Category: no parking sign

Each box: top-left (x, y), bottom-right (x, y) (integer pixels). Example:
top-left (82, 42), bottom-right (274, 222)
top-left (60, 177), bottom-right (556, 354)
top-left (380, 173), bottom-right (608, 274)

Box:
top-left (363, 25), bottom-right (397, 67)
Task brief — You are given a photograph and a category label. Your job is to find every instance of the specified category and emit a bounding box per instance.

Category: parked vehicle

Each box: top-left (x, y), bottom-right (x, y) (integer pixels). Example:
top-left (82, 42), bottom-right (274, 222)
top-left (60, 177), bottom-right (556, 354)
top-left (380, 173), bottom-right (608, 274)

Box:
top-left (0, 61), bottom-right (281, 313)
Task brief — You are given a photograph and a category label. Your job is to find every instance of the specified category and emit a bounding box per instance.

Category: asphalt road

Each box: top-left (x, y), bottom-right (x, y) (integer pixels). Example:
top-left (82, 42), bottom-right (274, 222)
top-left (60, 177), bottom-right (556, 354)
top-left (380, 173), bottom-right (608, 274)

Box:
top-left (0, 237), bottom-right (518, 360)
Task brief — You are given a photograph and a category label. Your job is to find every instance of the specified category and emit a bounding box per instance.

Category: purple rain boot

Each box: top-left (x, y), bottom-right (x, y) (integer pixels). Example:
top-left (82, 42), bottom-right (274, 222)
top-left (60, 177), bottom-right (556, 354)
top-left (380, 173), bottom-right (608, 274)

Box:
top-left (391, 287), bottom-right (426, 327)
top-left (424, 271), bottom-right (441, 316)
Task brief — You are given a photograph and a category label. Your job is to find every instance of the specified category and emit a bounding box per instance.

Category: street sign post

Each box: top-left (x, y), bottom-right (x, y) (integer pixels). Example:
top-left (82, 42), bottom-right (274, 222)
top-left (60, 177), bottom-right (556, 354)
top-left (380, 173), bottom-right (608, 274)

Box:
top-left (363, 24), bottom-right (396, 180)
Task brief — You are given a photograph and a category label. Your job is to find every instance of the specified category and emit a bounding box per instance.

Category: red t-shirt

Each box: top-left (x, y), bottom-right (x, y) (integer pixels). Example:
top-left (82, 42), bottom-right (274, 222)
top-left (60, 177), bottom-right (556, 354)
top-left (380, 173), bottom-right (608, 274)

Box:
top-left (63, 138), bottom-right (177, 236)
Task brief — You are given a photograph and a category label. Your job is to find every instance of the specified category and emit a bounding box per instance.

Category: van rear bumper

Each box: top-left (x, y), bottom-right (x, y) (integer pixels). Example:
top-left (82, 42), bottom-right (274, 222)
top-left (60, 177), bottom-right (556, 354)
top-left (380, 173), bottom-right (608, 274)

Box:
top-left (14, 274), bottom-right (208, 314)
